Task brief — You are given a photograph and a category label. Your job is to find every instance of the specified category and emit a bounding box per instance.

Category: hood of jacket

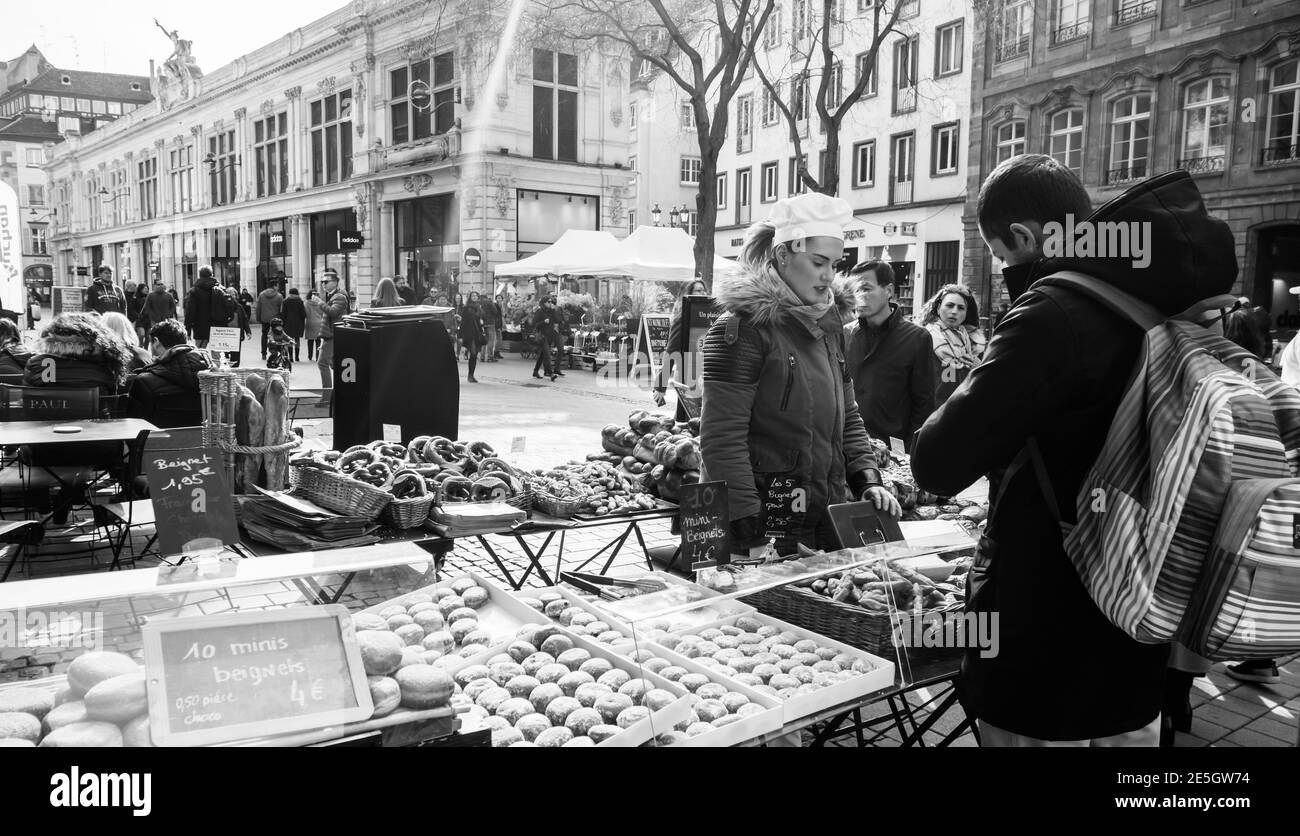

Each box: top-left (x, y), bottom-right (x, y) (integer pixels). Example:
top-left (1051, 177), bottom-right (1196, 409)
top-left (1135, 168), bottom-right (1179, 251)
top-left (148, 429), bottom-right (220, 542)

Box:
top-left (1029, 170), bottom-right (1237, 315)
top-left (258, 287), bottom-right (282, 300)
top-left (33, 315), bottom-right (133, 383)
top-left (146, 344), bottom-right (212, 389)
top-left (194, 274), bottom-right (218, 292)
top-left (714, 263), bottom-right (861, 329)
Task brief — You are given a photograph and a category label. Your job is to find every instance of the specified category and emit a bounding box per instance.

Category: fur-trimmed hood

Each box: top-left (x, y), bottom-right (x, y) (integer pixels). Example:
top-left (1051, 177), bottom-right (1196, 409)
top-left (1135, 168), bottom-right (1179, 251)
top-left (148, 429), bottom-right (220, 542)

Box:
top-left (713, 263), bottom-right (862, 329)
top-left (33, 314), bottom-right (133, 384)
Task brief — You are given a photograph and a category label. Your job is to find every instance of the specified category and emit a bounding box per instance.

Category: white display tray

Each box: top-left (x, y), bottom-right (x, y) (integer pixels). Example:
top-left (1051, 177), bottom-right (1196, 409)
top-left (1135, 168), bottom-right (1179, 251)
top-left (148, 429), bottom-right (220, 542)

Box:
top-left (363, 572), bottom-right (536, 648)
top-left (454, 628), bottom-right (693, 747)
top-left (621, 613), bottom-right (896, 726)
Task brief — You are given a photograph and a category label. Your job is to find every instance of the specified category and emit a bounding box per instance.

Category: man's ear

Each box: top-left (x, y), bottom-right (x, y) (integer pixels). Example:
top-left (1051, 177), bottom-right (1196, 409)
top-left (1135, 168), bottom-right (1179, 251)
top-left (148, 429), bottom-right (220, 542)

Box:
top-left (1007, 221), bottom-right (1043, 259)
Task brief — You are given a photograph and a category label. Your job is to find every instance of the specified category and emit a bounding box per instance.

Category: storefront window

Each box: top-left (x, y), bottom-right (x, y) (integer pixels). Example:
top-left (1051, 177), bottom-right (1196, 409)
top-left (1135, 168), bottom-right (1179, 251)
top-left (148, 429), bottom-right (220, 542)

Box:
top-left (258, 219), bottom-right (292, 292)
top-left (516, 189), bottom-right (598, 258)
top-left (311, 209), bottom-right (361, 295)
top-left (139, 237), bottom-right (160, 285)
top-left (392, 194), bottom-right (460, 301)
top-left (210, 225), bottom-right (241, 289)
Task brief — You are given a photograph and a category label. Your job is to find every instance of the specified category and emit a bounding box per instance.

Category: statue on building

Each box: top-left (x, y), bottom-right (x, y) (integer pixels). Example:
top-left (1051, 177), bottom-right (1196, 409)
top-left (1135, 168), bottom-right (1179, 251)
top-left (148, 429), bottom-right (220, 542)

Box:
top-left (154, 19), bottom-right (204, 110)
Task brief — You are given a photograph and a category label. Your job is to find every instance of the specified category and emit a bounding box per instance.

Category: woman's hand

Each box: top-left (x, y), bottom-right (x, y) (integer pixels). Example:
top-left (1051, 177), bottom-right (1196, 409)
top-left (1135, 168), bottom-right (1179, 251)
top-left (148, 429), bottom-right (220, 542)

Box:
top-left (652, 389), bottom-right (667, 407)
top-left (861, 485), bottom-right (902, 519)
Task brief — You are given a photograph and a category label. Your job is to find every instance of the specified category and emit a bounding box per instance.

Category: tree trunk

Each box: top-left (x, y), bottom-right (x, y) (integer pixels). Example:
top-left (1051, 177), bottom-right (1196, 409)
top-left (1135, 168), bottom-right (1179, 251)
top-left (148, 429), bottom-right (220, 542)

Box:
top-left (819, 137), bottom-right (840, 197)
top-left (696, 148), bottom-right (719, 291)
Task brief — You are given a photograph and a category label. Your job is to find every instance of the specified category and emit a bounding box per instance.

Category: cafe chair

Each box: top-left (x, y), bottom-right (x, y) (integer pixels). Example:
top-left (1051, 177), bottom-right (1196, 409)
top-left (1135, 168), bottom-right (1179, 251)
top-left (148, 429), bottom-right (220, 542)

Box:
top-left (0, 519), bottom-right (43, 582)
top-left (93, 426), bottom-right (205, 569)
top-left (0, 384), bottom-right (103, 525)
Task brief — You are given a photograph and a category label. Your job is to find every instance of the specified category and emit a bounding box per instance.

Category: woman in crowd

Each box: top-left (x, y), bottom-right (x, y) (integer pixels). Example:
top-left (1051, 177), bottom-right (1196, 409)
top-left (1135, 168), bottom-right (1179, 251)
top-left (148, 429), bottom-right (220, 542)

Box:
top-left (531, 296), bottom-right (560, 381)
top-left (281, 288), bottom-right (307, 362)
top-left (653, 279), bottom-right (709, 418)
top-left (371, 277), bottom-right (401, 309)
top-left (304, 289), bottom-right (325, 361)
top-left (100, 312), bottom-right (153, 371)
top-left (700, 193), bottom-right (900, 558)
top-left (921, 283), bottom-right (987, 405)
top-left (224, 286), bottom-right (252, 366)
top-left (0, 318), bottom-right (31, 381)
top-left (458, 291), bottom-right (487, 384)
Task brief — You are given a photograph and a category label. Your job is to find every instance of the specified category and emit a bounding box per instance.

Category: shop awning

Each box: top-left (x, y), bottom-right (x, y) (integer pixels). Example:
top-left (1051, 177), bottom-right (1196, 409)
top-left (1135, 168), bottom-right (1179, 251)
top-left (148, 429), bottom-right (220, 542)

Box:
top-left (493, 229), bottom-right (626, 278)
top-left (612, 226), bottom-right (744, 283)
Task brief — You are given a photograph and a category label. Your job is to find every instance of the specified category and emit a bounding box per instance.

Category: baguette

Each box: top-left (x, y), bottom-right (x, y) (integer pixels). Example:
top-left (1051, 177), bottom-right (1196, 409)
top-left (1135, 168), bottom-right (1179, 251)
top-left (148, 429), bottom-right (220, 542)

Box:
top-left (262, 377), bottom-right (290, 489)
top-left (246, 372), bottom-right (267, 404)
top-left (242, 396), bottom-right (266, 491)
top-left (234, 391), bottom-right (254, 493)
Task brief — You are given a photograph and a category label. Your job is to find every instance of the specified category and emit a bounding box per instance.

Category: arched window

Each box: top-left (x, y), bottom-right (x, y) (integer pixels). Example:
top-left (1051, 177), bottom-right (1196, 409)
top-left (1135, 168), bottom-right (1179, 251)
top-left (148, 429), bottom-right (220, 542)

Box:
top-left (1107, 93), bottom-right (1151, 185)
top-left (1048, 108), bottom-right (1085, 173)
top-left (995, 121), bottom-right (1026, 165)
top-left (1265, 59), bottom-right (1300, 166)
top-left (1180, 77), bottom-right (1229, 173)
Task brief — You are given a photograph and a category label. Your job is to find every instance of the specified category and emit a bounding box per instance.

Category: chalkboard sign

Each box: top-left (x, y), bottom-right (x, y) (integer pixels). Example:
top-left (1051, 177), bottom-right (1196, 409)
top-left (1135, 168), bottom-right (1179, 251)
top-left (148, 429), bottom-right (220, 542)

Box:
top-left (679, 480), bottom-right (729, 570)
top-left (142, 606), bottom-right (373, 746)
top-left (144, 445), bottom-right (240, 559)
top-left (682, 295), bottom-right (720, 356)
top-left (634, 313), bottom-right (672, 381)
top-left (762, 475), bottom-right (806, 543)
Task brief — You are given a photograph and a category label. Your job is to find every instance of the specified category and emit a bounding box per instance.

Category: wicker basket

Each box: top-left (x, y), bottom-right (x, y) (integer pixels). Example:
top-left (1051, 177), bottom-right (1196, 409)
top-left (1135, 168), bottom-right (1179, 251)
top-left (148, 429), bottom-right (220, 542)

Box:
top-left (289, 464), bottom-right (392, 519)
top-left (530, 488), bottom-right (583, 519)
top-left (200, 368), bottom-right (297, 491)
top-left (383, 494), bottom-right (437, 529)
top-left (742, 583), bottom-right (965, 661)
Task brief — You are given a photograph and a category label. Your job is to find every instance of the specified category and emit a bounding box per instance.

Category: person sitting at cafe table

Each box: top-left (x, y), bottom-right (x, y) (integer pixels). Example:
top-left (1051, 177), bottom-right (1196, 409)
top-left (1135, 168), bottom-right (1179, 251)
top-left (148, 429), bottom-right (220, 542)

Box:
top-left (0, 317), bottom-right (31, 382)
top-left (126, 318), bottom-right (212, 429)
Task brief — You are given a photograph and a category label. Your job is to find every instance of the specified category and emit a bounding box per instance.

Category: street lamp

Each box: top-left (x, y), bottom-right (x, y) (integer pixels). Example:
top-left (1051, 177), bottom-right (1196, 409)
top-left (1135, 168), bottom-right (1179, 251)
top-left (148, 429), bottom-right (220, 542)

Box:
top-left (668, 206), bottom-right (679, 228)
top-left (201, 152), bottom-right (240, 174)
top-left (98, 187), bottom-right (126, 203)
top-left (29, 207), bottom-right (55, 221)
top-left (651, 203), bottom-right (662, 226)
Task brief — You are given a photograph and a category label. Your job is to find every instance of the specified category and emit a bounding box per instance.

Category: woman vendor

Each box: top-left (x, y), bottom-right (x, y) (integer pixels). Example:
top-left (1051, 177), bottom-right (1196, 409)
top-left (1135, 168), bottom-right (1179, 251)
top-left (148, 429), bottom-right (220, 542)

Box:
top-left (700, 192), bottom-right (900, 560)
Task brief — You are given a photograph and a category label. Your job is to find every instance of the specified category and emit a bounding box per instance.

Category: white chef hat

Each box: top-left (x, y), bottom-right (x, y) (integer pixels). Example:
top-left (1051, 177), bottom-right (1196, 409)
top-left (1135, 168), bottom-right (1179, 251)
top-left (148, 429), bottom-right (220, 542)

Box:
top-left (769, 193), bottom-right (854, 247)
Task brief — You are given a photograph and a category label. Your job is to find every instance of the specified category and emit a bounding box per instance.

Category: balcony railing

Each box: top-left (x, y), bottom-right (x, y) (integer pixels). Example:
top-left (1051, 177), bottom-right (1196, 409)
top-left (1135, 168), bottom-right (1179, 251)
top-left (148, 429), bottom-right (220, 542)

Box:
top-left (893, 85), bottom-right (917, 114)
top-left (1177, 154), bottom-right (1225, 175)
top-left (1106, 164), bottom-right (1148, 186)
top-left (891, 178), bottom-right (914, 205)
top-left (996, 35), bottom-right (1030, 63)
top-left (737, 131), bottom-right (752, 154)
top-left (1115, 1), bottom-right (1157, 25)
top-left (1052, 22), bottom-right (1090, 45)
top-left (1261, 143), bottom-right (1300, 166)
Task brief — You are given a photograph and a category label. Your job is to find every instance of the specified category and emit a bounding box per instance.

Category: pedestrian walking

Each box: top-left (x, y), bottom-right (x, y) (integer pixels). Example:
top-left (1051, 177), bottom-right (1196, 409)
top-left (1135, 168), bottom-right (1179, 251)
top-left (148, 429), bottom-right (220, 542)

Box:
top-left (459, 292), bottom-right (487, 383)
top-left (921, 283), bottom-right (987, 405)
top-left (256, 283), bottom-right (284, 359)
top-left (531, 296), bottom-right (560, 381)
top-left (304, 289), bottom-right (325, 361)
top-left (281, 288), bottom-right (307, 361)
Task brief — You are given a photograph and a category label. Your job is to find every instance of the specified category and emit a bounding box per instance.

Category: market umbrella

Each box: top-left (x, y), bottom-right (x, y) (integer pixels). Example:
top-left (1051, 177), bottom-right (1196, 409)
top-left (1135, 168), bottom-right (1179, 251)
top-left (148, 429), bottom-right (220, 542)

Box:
top-left (493, 229), bottom-right (627, 279)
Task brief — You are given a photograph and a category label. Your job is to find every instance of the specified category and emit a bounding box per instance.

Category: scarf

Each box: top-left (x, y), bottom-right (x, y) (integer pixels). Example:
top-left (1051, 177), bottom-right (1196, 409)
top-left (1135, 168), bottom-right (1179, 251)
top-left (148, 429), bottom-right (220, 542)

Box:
top-left (768, 263), bottom-right (833, 332)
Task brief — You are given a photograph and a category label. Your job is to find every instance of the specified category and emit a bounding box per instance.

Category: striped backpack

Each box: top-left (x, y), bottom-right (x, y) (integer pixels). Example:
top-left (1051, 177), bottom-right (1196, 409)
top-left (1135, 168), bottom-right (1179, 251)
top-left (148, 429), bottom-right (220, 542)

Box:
top-left (1026, 272), bottom-right (1300, 661)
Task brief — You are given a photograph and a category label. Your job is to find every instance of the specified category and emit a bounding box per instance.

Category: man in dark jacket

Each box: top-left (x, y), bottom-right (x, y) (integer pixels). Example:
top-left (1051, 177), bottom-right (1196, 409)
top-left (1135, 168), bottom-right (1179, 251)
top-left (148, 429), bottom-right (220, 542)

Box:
top-left (911, 157), bottom-right (1236, 745)
top-left (183, 266), bottom-right (231, 347)
top-left (85, 266), bottom-right (126, 315)
top-left (396, 277), bottom-right (417, 306)
top-left (127, 319), bottom-right (212, 427)
top-left (317, 271), bottom-right (350, 388)
top-left (137, 279), bottom-right (178, 335)
top-left (281, 288), bottom-right (307, 361)
top-left (255, 284), bottom-right (284, 359)
top-left (844, 261), bottom-right (935, 452)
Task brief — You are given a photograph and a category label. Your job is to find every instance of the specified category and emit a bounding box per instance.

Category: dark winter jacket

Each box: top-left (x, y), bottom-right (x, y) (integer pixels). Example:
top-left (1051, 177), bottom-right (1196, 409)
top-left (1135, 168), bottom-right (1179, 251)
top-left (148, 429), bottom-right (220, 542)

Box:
top-left (256, 287), bottom-right (284, 324)
top-left (23, 315), bottom-right (133, 406)
top-left (281, 296), bottom-right (307, 339)
top-left (910, 171), bottom-right (1237, 741)
top-left (397, 285), bottom-right (417, 306)
top-left (85, 278), bottom-right (126, 315)
top-left (137, 289), bottom-right (178, 331)
top-left (0, 344), bottom-right (32, 380)
top-left (844, 304), bottom-right (936, 452)
top-left (127, 288), bottom-right (146, 323)
top-left (458, 303), bottom-right (486, 345)
top-left (531, 306), bottom-right (560, 343)
top-left (183, 274), bottom-right (231, 342)
top-left (319, 289), bottom-right (349, 340)
top-left (126, 345), bottom-right (212, 427)
top-left (700, 266), bottom-right (880, 552)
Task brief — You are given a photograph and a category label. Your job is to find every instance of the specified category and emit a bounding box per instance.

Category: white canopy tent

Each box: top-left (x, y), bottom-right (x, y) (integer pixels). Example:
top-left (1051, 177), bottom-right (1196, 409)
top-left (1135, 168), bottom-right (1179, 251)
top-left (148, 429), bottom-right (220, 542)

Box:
top-left (612, 226), bottom-right (743, 283)
top-left (493, 229), bottom-right (626, 279)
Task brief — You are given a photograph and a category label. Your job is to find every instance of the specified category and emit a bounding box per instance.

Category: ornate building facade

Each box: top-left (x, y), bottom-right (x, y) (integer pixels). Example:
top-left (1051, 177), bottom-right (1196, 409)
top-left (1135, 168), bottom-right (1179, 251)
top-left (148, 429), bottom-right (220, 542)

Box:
top-left (43, 0), bottom-right (633, 303)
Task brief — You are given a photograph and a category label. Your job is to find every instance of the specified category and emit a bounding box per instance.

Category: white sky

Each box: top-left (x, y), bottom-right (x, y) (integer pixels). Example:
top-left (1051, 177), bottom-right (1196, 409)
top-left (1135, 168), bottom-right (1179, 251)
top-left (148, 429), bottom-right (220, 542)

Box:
top-left (2, 1), bottom-right (344, 78)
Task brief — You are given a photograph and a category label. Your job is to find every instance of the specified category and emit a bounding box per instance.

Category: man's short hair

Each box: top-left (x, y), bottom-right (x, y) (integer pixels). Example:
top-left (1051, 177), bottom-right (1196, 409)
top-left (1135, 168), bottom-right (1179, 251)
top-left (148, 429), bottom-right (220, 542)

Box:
top-left (198, 265), bottom-right (213, 279)
top-left (848, 260), bottom-right (894, 289)
top-left (977, 154), bottom-right (1092, 250)
top-left (98, 265), bottom-right (112, 275)
top-left (150, 318), bottom-right (187, 349)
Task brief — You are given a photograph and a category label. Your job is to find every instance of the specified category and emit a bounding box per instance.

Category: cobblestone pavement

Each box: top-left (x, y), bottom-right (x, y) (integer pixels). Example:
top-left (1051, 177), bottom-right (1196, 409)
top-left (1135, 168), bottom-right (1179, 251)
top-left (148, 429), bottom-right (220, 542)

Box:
top-left (3, 351), bottom-right (1296, 746)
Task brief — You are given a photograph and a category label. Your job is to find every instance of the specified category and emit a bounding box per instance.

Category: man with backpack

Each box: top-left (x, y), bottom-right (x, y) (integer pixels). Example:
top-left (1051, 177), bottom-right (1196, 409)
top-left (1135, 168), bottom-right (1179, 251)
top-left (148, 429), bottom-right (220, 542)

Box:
top-left (911, 157), bottom-right (1239, 746)
top-left (183, 265), bottom-right (233, 348)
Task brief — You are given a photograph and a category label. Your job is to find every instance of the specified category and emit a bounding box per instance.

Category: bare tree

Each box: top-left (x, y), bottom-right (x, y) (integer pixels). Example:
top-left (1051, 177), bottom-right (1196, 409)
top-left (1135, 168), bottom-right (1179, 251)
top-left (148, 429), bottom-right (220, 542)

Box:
top-left (752, 1), bottom-right (907, 196)
top-left (533, 0), bottom-right (777, 290)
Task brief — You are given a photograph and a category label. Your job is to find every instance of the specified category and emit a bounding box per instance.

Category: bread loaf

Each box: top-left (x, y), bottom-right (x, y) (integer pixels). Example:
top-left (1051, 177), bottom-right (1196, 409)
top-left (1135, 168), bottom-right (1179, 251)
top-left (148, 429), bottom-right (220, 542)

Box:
top-left (261, 377), bottom-right (289, 489)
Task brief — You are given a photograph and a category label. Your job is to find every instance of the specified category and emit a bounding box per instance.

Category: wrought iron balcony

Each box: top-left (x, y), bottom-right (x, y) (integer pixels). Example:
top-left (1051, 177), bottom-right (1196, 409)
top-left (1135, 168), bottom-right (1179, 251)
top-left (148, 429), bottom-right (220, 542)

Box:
top-left (1115, 1), bottom-right (1157, 26)
top-left (1177, 154), bottom-right (1225, 175)
top-left (1106, 164), bottom-right (1147, 186)
top-left (996, 36), bottom-right (1030, 63)
top-left (1052, 22), bottom-right (1090, 45)
top-left (1261, 143), bottom-right (1300, 166)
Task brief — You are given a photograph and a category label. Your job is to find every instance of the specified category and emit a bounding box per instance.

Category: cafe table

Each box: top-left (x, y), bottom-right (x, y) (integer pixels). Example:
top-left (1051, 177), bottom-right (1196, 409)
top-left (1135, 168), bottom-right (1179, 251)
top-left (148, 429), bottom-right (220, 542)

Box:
top-left (1, 418), bottom-right (158, 447)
